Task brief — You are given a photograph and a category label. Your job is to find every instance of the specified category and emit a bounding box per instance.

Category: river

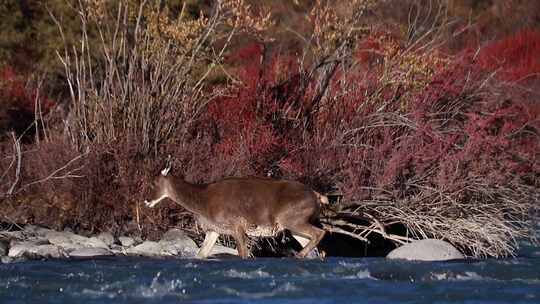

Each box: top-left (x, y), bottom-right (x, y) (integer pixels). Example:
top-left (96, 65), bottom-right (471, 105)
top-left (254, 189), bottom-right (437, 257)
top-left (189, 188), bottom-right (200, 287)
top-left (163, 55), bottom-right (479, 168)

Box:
top-left (1, 239), bottom-right (539, 304)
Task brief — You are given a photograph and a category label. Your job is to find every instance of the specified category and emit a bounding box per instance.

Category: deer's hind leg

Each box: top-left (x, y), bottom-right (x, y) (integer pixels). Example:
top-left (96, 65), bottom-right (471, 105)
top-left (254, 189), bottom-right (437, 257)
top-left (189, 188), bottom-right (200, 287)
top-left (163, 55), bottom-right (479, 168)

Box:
top-left (233, 225), bottom-right (249, 259)
top-left (286, 223), bottom-right (325, 258)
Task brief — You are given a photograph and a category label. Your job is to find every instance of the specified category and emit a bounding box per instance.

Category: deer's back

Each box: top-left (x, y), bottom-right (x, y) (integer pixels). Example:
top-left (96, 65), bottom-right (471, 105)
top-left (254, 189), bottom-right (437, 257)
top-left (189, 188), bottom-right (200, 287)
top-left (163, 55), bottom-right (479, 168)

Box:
top-left (203, 177), bottom-right (319, 229)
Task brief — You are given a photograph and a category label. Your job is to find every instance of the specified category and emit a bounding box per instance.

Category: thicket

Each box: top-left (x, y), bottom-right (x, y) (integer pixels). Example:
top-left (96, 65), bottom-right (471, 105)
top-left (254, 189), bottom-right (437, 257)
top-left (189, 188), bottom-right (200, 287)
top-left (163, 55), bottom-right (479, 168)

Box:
top-left (1, 0), bottom-right (538, 258)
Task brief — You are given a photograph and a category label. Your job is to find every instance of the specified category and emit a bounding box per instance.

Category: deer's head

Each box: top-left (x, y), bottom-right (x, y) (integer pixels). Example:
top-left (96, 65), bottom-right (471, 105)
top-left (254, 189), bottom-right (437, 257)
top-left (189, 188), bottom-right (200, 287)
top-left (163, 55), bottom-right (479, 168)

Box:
top-left (144, 157), bottom-right (173, 208)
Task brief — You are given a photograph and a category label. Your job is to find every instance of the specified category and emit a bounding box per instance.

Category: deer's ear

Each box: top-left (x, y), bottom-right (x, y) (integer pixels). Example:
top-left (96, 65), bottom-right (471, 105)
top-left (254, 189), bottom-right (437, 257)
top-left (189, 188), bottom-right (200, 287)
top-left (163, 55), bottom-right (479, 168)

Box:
top-left (161, 155), bottom-right (173, 176)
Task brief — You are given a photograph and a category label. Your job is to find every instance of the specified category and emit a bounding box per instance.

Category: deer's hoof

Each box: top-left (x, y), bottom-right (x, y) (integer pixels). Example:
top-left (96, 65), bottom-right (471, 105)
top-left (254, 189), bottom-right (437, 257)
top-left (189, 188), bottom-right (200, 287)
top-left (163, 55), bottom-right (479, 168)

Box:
top-left (295, 249), bottom-right (324, 259)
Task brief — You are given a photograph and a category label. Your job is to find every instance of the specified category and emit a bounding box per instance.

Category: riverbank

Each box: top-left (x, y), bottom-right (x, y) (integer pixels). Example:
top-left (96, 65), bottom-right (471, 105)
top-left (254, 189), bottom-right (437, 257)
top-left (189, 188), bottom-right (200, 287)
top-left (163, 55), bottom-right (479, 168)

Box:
top-left (1, 224), bottom-right (471, 263)
top-left (0, 225), bottom-right (237, 264)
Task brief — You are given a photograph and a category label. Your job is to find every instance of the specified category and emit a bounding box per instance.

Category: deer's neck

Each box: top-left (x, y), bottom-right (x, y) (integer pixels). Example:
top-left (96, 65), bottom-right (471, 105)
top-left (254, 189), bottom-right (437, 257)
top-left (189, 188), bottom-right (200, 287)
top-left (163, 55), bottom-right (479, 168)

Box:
top-left (168, 178), bottom-right (208, 216)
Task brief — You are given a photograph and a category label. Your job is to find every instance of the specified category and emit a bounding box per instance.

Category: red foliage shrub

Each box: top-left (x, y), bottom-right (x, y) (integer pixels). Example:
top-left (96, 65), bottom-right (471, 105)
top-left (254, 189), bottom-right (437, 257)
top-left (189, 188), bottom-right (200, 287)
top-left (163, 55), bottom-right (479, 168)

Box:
top-left (336, 52), bottom-right (539, 200)
top-left (478, 29), bottom-right (540, 82)
top-left (199, 34), bottom-right (539, 207)
top-left (226, 42), bottom-right (265, 86)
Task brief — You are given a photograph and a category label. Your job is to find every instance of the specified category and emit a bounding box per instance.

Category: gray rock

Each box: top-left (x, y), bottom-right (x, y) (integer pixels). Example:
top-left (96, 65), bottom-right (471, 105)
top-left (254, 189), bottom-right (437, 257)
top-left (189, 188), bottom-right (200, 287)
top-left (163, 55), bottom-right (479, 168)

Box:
top-left (23, 225), bottom-right (54, 238)
top-left (1, 256), bottom-right (15, 264)
top-left (46, 231), bottom-right (85, 249)
top-left (33, 245), bottom-right (65, 259)
top-left (46, 231), bottom-right (109, 252)
top-left (8, 242), bottom-right (38, 257)
top-left (69, 247), bottom-right (113, 258)
top-left (3, 229), bottom-right (45, 245)
top-left (96, 232), bottom-right (115, 247)
top-left (0, 240), bottom-right (8, 256)
top-left (10, 238), bottom-right (48, 248)
top-left (118, 236), bottom-right (135, 247)
top-left (386, 239), bottom-right (464, 261)
top-left (109, 244), bottom-right (125, 255)
top-left (87, 237), bottom-right (109, 249)
top-left (160, 241), bottom-right (198, 257)
top-left (8, 242), bottom-right (64, 259)
top-left (126, 241), bottom-right (163, 257)
top-left (159, 229), bottom-right (198, 257)
top-left (1, 230), bottom-right (25, 242)
top-left (210, 245), bottom-right (238, 256)
top-left (132, 235), bottom-right (143, 245)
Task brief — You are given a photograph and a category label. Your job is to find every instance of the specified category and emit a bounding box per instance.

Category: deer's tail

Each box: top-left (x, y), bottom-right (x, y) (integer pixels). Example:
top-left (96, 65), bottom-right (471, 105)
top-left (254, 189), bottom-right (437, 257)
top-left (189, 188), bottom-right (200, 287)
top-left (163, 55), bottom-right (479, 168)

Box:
top-left (314, 191), bottom-right (329, 205)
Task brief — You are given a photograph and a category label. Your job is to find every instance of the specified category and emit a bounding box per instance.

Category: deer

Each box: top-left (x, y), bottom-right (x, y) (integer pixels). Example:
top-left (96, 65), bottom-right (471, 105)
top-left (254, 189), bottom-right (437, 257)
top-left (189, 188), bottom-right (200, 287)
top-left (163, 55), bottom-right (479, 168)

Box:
top-left (143, 164), bottom-right (328, 259)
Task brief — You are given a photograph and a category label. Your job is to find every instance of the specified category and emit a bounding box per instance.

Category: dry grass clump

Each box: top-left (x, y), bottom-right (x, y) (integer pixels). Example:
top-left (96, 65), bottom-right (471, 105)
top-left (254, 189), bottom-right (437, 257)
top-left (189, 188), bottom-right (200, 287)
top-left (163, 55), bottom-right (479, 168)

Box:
top-left (324, 181), bottom-right (538, 258)
top-left (54, 0), bottom-right (265, 153)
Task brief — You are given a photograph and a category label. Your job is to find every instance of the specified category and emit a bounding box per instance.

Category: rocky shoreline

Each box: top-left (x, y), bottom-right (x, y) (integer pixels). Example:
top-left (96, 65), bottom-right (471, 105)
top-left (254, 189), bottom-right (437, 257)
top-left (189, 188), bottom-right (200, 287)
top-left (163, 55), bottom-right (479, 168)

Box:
top-left (1, 225), bottom-right (473, 263)
top-left (0, 225), bottom-right (237, 263)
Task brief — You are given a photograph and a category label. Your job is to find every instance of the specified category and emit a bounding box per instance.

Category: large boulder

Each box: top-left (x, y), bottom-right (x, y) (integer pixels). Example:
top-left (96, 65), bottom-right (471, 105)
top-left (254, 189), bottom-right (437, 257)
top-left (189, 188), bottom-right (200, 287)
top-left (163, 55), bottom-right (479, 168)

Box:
top-left (386, 239), bottom-right (464, 261)
top-left (159, 229), bottom-right (198, 257)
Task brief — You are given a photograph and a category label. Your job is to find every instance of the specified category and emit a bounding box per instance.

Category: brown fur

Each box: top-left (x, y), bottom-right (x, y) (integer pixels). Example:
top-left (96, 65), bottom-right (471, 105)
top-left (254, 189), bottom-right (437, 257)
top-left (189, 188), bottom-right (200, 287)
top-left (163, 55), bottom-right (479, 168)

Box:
top-left (145, 175), bottom-right (326, 258)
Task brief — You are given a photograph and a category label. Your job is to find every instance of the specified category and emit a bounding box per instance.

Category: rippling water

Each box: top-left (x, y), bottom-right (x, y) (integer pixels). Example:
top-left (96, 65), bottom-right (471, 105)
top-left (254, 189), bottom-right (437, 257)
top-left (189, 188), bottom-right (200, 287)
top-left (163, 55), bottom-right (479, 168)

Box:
top-left (2, 241), bottom-right (539, 304)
